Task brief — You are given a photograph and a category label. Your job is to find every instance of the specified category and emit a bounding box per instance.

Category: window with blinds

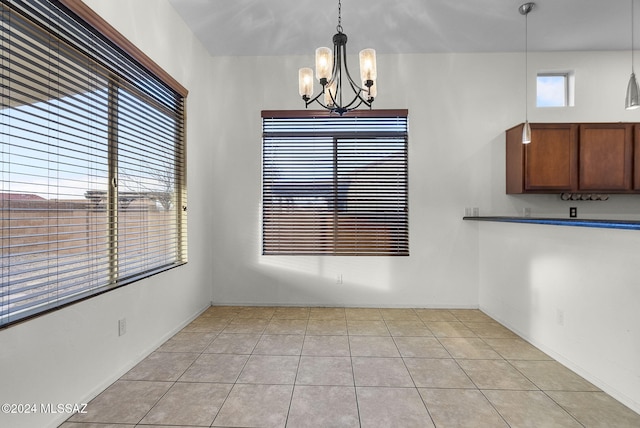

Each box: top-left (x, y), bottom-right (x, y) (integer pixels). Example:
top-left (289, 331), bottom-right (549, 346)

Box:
top-left (1, 0), bottom-right (187, 328)
top-left (262, 110), bottom-right (408, 256)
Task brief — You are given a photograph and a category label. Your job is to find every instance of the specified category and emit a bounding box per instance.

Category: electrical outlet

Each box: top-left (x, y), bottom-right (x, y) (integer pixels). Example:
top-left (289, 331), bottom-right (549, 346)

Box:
top-left (472, 207), bottom-right (479, 216)
top-left (464, 207), bottom-right (472, 217)
top-left (523, 207), bottom-right (531, 217)
top-left (336, 274), bottom-right (343, 284)
top-left (118, 318), bottom-right (127, 336)
top-left (569, 207), bottom-right (577, 218)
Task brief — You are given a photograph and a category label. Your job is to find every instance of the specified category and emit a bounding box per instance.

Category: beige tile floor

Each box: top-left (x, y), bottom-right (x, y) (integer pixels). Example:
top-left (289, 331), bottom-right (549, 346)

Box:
top-left (61, 306), bottom-right (640, 427)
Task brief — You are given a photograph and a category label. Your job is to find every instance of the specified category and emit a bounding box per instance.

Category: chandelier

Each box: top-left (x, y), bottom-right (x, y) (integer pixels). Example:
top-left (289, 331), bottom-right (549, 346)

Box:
top-left (297, 0), bottom-right (377, 115)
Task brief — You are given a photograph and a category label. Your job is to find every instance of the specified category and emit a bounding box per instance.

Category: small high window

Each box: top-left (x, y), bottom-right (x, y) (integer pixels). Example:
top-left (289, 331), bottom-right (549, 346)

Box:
top-left (537, 73), bottom-right (572, 107)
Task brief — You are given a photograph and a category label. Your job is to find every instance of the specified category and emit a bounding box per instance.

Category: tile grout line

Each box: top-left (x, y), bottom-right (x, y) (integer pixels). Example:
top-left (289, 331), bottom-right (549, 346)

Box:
top-left (385, 308), bottom-right (438, 428)
top-left (282, 312), bottom-right (309, 428)
top-left (133, 314), bottom-right (226, 427)
top-left (426, 310), bottom-right (514, 428)
top-left (505, 357), bottom-right (588, 428)
top-left (192, 310), bottom-right (236, 427)
top-left (446, 311), bottom-right (514, 428)
top-left (207, 308), bottom-right (262, 427)
top-left (347, 316), bottom-right (364, 428)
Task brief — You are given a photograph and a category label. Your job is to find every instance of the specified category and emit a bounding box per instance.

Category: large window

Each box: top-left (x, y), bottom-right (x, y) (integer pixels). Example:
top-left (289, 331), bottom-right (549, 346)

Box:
top-left (1, 0), bottom-right (187, 327)
top-left (262, 110), bottom-right (408, 256)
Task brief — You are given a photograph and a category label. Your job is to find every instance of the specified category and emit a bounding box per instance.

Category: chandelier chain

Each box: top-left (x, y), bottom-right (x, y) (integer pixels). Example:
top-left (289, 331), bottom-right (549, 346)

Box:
top-left (337, 0), bottom-right (343, 33)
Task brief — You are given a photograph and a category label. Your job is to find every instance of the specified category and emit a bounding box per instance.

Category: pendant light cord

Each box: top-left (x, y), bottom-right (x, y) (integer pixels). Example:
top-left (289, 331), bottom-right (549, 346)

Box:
top-left (632, 0), bottom-right (635, 73)
top-left (524, 10), bottom-right (529, 122)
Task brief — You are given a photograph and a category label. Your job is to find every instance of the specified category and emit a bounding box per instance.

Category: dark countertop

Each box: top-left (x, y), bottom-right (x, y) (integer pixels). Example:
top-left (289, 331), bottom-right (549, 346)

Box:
top-left (463, 216), bottom-right (640, 230)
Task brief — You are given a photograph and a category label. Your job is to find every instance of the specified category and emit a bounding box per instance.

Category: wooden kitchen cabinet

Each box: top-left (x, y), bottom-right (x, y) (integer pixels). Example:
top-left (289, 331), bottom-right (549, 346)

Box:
top-left (635, 125), bottom-right (640, 190)
top-left (506, 123), bottom-right (577, 194)
top-left (579, 123), bottom-right (633, 191)
top-left (507, 122), bottom-right (639, 194)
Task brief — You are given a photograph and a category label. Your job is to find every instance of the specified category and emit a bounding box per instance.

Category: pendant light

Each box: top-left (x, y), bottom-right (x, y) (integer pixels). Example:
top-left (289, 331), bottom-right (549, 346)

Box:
top-left (519, 3), bottom-right (535, 144)
top-left (627, 0), bottom-right (640, 110)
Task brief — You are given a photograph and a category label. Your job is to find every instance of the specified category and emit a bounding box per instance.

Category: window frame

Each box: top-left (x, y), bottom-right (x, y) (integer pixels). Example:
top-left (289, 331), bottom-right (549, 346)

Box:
top-left (536, 72), bottom-right (571, 108)
top-left (59, 0), bottom-right (187, 98)
top-left (261, 109), bottom-right (409, 256)
top-left (1, 0), bottom-right (188, 328)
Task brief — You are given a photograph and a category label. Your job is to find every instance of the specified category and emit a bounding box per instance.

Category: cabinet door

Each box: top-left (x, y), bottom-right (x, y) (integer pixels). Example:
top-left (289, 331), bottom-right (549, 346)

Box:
top-left (524, 124), bottom-right (578, 192)
top-left (579, 124), bottom-right (633, 191)
top-left (635, 126), bottom-right (640, 190)
top-left (505, 124), bottom-right (526, 194)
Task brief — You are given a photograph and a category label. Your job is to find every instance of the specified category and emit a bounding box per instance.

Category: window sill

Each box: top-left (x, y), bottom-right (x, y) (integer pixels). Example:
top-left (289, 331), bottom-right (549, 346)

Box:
top-left (463, 216), bottom-right (640, 231)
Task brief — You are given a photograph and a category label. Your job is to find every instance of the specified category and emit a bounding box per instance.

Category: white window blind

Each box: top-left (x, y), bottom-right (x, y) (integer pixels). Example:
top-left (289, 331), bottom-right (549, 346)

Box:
top-left (262, 111), bottom-right (408, 256)
top-left (1, 0), bottom-right (187, 327)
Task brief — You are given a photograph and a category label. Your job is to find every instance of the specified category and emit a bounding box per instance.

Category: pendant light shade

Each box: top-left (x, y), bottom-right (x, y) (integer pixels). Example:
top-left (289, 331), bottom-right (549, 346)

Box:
top-left (522, 121), bottom-right (532, 144)
top-left (626, 73), bottom-right (640, 109)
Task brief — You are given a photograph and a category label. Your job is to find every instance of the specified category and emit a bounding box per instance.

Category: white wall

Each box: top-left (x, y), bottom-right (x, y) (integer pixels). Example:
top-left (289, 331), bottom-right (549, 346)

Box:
top-left (478, 222), bottom-right (640, 413)
top-left (0, 1), bottom-right (215, 427)
top-left (208, 53), bottom-right (519, 308)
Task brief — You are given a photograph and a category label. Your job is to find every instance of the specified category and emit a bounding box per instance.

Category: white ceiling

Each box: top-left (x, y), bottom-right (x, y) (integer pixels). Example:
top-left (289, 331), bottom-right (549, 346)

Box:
top-left (168, 0), bottom-right (632, 57)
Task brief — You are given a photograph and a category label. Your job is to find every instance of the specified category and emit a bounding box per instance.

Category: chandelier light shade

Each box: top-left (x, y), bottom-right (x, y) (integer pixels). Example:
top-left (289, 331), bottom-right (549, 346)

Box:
top-left (298, 0), bottom-right (377, 115)
top-left (359, 49), bottom-right (377, 82)
top-left (298, 68), bottom-right (313, 98)
top-left (315, 47), bottom-right (333, 81)
top-left (627, 0), bottom-right (640, 109)
top-left (520, 2), bottom-right (535, 144)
